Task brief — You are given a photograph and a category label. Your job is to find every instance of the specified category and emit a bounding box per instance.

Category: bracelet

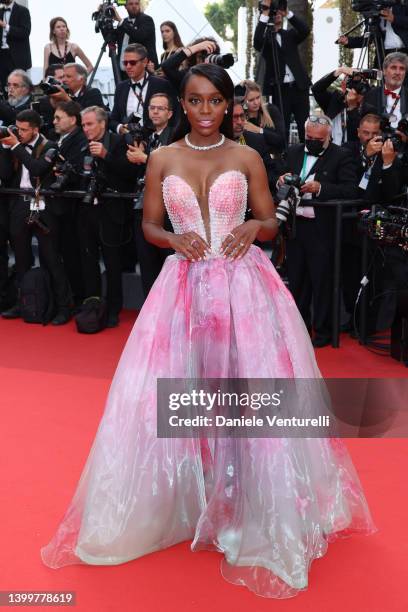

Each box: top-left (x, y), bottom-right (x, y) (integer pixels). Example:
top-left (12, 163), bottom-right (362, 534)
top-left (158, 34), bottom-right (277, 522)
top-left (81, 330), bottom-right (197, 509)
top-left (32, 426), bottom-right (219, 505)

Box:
top-left (184, 47), bottom-right (193, 57)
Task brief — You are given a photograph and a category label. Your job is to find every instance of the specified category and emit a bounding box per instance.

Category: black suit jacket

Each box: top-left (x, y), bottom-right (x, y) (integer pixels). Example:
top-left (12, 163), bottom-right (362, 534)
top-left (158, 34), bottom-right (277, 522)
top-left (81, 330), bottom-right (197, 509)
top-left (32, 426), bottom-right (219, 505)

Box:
top-left (1, 2), bottom-right (31, 70)
top-left (362, 85), bottom-right (408, 118)
top-left (345, 6), bottom-right (408, 50)
top-left (253, 15), bottom-right (310, 95)
top-left (283, 142), bottom-right (359, 228)
top-left (116, 13), bottom-right (158, 68)
top-left (0, 134), bottom-right (56, 189)
top-left (72, 86), bottom-right (105, 110)
top-left (343, 140), bottom-right (383, 202)
top-left (47, 127), bottom-right (89, 215)
top-left (109, 75), bottom-right (174, 132)
top-left (0, 94), bottom-right (32, 125)
top-left (242, 131), bottom-right (279, 191)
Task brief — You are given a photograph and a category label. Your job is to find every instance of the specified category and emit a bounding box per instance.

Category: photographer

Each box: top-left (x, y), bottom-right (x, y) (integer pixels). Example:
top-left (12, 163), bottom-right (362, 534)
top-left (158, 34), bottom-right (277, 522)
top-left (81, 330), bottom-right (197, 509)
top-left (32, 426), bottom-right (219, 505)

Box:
top-left (238, 79), bottom-right (285, 155)
top-left (109, 0), bottom-right (158, 75)
top-left (232, 99), bottom-right (279, 192)
top-left (311, 67), bottom-right (370, 145)
top-left (253, 0), bottom-right (311, 141)
top-left (79, 105), bottom-right (135, 328)
top-left (278, 115), bottom-right (358, 347)
top-left (0, 0), bottom-right (32, 94)
top-left (33, 64), bottom-right (66, 138)
top-left (125, 92), bottom-right (174, 296)
top-left (109, 43), bottom-right (174, 134)
top-left (0, 109), bottom-right (72, 324)
top-left (50, 101), bottom-right (89, 306)
top-left (362, 52), bottom-right (408, 126)
top-left (0, 69), bottom-right (32, 126)
top-left (338, 4), bottom-right (408, 62)
top-left (49, 63), bottom-right (105, 110)
top-left (161, 38), bottom-right (233, 93)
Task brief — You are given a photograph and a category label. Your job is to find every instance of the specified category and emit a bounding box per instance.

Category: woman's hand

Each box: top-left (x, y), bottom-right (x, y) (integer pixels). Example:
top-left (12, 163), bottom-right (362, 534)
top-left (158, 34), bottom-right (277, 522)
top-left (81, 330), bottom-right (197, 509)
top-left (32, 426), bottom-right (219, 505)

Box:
top-left (221, 220), bottom-right (261, 260)
top-left (168, 231), bottom-right (210, 261)
top-left (243, 121), bottom-right (261, 134)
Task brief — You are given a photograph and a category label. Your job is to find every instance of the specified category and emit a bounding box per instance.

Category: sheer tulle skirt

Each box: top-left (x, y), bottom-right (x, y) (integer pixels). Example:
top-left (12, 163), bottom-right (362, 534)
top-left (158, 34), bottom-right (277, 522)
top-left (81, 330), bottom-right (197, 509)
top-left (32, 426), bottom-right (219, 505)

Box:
top-left (41, 246), bottom-right (376, 598)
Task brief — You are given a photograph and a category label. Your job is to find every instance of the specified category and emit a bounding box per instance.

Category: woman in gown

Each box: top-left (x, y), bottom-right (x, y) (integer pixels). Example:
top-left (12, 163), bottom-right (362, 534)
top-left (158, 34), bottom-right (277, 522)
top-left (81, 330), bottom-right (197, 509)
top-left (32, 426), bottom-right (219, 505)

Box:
top-left (41, 64), bottom-right (376, 599)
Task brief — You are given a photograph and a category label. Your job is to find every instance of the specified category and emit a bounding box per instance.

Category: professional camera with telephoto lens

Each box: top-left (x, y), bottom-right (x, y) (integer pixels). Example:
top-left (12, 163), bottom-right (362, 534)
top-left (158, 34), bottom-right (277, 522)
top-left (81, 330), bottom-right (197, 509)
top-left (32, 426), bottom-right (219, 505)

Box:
top-left (258, 0), bottom-right (288, 14)
top-left (203, 52), bottom-right (235, 69)
top-left (359, 204), bottom-right (408, 251)
top-left (275, 174), bottom-right (302, 233)
top-left (352, 0), bottom-right (403, 18)
top-left (0, 125), bottom-right (18, 139)
top-left (39, 76), bottom-right (70, 96)
top-left (124, 113), bottom-right (155, 146)
top-left (380, 114), bottom-right (408, 156)
top-left (346, 69), bottom-right (380, 95)
top-left (81, 155), bottom-right (108, 205)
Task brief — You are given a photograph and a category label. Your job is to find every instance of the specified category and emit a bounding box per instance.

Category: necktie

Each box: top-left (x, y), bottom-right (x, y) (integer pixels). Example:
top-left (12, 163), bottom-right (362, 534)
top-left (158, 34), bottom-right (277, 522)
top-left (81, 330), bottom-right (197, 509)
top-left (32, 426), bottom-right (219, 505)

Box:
top-left (384, 88), bottom-right (400, 99)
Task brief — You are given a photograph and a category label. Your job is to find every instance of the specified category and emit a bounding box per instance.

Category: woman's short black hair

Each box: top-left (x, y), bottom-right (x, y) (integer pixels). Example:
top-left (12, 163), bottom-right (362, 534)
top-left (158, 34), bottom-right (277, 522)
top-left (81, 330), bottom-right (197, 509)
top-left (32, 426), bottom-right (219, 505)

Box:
top-left (172, 64), bottom-right (234, 141)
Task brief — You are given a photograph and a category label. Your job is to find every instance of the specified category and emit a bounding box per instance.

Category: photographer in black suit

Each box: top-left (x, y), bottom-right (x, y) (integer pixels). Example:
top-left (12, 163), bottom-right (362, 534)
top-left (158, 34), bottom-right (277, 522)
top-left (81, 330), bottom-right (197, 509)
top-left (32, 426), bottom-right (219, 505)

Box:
top-left (126, 92), bottom-right (174, 296)
top-left (0, 0), bottom-right (31, 94)
top-left (0, 68), bottom-right (32, 125)
top-left (338, 5), bottom-right (408, 63)
top-left (311, 66), bottom-right (367, 145)
top-left (48, 63), bottom-right (105, 110)
top-left (110, 43), bottom-right (174, 134)
top-left (278, 115), bottom-right (358, 347)
top-left (254, 0), bottom-right (311, 141)
top-left (50, 101), bottom-right (89, 306)
top-left (0, 109), bottom-right (72, 324)
top-left (362, 52), bottom-right (408, 126)
top-left (79, 106), bottom-right (135, 328)
top-left (111, 0), bottom-right (158, 76)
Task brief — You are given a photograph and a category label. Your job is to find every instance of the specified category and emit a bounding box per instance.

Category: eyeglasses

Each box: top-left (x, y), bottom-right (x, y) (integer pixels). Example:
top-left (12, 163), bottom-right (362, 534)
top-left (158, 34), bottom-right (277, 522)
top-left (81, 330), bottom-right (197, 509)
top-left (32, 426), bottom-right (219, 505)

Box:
top-left (233, 113), bottom-right (246, 120)
top-left (308, 116), bottom-right (331, 126)
top-left (7, 82), bottom-right (24, 89)
top-left (123, 59), bottom-right (145, 66)
top-left (148, 105), bottom-right (169, 112)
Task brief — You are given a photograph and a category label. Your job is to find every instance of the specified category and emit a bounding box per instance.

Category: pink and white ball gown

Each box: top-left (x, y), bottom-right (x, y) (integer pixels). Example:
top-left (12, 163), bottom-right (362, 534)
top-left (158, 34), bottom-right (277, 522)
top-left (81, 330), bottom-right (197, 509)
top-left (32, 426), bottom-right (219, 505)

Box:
top-left (41, 171), bottom-right (376, 598)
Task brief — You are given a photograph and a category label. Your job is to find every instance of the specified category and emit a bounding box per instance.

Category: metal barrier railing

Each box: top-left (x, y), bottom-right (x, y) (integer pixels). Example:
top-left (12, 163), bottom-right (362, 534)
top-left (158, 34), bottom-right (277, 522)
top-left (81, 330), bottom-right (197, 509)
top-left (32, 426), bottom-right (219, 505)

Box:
top-left (0, 187), bottom-right (367, 348)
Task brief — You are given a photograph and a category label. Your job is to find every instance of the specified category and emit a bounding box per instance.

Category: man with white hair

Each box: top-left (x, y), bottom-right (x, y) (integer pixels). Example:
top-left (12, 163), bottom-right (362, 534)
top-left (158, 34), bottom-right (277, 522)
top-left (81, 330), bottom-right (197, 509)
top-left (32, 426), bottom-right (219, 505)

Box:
top-left (0, 69), bottom-right (32, 125)
top-left (278, 115), bottom-right (358, 347)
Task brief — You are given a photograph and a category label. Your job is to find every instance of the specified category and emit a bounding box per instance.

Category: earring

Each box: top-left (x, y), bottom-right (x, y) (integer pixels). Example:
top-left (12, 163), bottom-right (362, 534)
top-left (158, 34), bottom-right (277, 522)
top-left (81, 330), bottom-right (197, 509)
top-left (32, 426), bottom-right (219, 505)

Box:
top-left (184, 110), bottom-right (187, 115)
top-left (225, 110), bottom-right (228, 115)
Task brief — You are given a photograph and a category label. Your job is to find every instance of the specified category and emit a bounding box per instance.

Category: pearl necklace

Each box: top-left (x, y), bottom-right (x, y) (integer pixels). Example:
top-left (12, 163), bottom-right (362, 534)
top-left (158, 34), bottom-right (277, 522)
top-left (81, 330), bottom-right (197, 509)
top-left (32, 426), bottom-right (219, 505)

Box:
top-left (184, 133), bottom-right (225, 151)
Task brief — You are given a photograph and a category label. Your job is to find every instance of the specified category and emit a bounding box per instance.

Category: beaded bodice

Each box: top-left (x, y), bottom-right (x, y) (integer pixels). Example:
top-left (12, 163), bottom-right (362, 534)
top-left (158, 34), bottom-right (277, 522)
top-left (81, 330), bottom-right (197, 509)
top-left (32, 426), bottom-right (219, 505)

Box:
top-left (162, 170), bottom-right (248, 257)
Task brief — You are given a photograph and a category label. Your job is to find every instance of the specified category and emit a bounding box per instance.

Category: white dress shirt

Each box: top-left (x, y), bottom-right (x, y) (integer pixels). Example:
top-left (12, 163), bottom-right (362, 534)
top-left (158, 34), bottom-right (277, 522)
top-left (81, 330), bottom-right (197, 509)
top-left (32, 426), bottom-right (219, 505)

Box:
top-left (1, 1), bottom-right (14, 49)
top-left (11, 134), bottom-right (41, 189)
top-left (259, 12), bottom-right (295, 83)
top-left (381, 18), bottom-right (404, 49)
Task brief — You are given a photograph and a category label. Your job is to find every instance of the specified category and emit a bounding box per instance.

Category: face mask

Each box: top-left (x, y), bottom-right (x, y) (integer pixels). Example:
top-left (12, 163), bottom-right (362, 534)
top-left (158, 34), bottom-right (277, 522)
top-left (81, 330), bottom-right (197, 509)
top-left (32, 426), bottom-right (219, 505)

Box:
top-left (305, 139), bottom-right (325, 157)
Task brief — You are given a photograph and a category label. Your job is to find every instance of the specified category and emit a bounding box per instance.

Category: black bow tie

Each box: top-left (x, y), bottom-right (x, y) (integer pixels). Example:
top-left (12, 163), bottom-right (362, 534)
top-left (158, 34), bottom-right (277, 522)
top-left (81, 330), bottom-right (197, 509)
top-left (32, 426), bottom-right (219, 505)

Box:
top-left (130, 82), bottom-right (144, 93)
top-left (2, 7), bottom-right (11, 12)
top-left (25, 144), bottom-right (34, 151)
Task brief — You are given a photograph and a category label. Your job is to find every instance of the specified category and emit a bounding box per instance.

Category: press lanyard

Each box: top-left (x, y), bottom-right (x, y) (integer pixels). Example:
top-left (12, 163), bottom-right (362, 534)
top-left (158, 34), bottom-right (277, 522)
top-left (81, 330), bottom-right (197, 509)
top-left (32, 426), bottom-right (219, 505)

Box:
top-left (132, 74), bottom-right (149, 116)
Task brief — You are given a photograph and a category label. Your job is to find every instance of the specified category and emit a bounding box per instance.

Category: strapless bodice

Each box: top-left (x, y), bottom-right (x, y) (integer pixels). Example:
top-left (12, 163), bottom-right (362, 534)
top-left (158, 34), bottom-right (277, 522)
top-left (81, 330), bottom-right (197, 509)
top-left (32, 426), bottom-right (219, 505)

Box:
top-left (162, 170), bottom-right (248, 257)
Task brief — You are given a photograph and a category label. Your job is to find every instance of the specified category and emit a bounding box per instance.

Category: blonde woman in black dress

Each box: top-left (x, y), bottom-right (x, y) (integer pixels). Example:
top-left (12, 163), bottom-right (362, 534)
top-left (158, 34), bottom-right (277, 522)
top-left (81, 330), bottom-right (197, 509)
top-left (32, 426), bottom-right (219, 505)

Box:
top-left (43, 17), bottom-right (93, 77)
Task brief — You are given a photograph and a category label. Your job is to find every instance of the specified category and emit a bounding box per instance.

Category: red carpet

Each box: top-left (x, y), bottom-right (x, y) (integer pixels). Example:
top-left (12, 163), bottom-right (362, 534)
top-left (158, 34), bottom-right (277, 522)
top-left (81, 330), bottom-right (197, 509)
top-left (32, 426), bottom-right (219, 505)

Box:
top-left (0, 315), bottom-right (407, 612)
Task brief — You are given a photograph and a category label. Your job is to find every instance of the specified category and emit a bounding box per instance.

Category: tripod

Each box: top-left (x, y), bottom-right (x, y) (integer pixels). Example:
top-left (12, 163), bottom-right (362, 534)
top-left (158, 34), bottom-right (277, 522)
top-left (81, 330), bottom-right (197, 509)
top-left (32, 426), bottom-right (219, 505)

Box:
top-left (88, 35), bottom-right (122, 89)
top-left (339, 14), bottom-right (385, 74)
top-left (260, 9), bottom-right (284, 125)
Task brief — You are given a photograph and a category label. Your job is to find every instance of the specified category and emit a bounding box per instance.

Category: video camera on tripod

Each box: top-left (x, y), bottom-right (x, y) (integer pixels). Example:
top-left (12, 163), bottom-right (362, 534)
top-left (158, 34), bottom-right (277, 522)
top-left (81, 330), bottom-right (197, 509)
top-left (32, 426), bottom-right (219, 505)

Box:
top-left (92, 0), bottom-right (125, 40)
top-left (359, 204), bottom-right (408, 251)
top-left (352, 0), bottom-right (404, 18)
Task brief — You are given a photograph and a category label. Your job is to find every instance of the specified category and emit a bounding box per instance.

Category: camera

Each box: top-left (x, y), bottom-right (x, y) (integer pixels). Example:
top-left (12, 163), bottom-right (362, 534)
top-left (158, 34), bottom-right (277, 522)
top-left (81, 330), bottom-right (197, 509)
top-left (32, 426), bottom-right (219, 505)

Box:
top-left (0, 125), bottom-right (18, 139)
top-left (92, 0), bottom-right (119, 41)
top-left (352, 0), bottom-right (402, 17)
top-left (258, 0), bottom-right (288, 14)
top-left (380, 114), bottom-right (408, 156)
top-left (49, 159), bottom-right (77, 191)
top-left (204, 53), bottom-right (235, 69)
top-left (346, 69), bottom-right (380, 95)
top-left (39, 76), bottom-right (70, 96)
top-left (81, 155), bottom-right (107, 205)
top-left (359, 204), bottom-right (408, 251)
top-left (124, 113), bottom-right (154, 146)
top-left (275, 174), bottom-right (302, 230)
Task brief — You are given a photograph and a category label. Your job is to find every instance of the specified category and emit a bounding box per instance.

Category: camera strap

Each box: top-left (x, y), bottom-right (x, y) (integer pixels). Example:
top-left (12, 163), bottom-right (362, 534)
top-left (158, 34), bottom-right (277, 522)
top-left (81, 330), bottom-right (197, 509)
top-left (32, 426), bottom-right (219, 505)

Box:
top-left (300, 152), bottom-right (320, 182)
top-left (29, 138), bottom-right (49, 211)
top-left (131, 75), bottom-right (149, 117)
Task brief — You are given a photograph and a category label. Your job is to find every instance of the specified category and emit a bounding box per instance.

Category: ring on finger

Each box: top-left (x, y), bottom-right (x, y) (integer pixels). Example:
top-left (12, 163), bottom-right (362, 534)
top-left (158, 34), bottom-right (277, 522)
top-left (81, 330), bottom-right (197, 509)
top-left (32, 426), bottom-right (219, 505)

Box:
top-left (239, 241), bottom-right (245, 247)
top-left (190, 239), bottom-right (199, 248)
